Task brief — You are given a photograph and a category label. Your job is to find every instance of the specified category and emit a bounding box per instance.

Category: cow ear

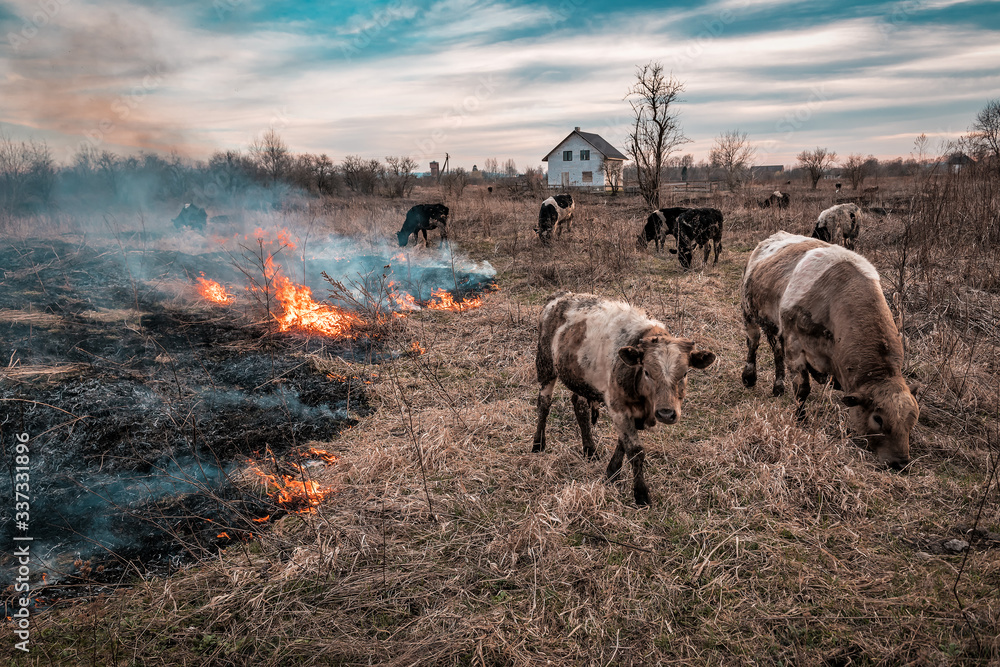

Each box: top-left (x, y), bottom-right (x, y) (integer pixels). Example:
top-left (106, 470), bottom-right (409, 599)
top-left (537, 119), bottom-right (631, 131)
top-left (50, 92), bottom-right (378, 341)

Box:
top-left (618, 346), bottom-right (643, 366)
top-left (688, 350), bottom-right (716, 369)
top-left (841, 394), bottom-right (868, 408)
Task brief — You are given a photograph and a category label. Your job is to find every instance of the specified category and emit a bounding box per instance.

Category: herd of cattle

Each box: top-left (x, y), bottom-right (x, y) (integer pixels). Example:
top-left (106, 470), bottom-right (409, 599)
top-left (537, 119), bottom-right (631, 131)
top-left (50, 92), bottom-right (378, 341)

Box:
top-left (386, 190), bottom-right (917, 506)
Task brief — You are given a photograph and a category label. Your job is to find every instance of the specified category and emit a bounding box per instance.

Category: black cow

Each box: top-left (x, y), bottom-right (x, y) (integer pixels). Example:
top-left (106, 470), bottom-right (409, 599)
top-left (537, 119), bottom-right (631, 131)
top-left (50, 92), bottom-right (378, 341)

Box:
top-left (669, 208), bottom-right (723, 270)
top-left (397, 203), bottom-right (450, 247)
top-left (535, 194), bottom-right (574, 243)
top-left (637, 207), bottom-right (688, 252)
top-left (759, 190), bottom-right (790, 209)
top-left (172, 203), bottom-right (207, 230)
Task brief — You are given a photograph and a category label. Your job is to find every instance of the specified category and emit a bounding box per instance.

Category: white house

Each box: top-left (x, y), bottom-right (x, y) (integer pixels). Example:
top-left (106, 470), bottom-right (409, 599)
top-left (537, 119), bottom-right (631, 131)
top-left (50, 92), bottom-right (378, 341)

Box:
top-left (542, 127), bottom-right (627, 190)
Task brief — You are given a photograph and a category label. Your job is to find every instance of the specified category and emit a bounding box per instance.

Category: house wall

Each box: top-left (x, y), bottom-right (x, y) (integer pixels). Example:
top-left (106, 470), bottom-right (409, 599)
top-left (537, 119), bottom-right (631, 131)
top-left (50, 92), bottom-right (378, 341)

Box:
top-left (545, 135), bottom-right (606, 188)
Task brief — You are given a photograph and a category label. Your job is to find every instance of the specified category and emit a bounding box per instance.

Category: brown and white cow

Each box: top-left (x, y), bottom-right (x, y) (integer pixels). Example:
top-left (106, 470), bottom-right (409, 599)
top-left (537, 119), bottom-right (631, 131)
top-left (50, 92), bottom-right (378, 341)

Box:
top-left (740, 232), bottom-right (919, 469)
top-left (812, 203), bottom-right (862, 250)
top-left (532, 292), bottom-right (716, 505)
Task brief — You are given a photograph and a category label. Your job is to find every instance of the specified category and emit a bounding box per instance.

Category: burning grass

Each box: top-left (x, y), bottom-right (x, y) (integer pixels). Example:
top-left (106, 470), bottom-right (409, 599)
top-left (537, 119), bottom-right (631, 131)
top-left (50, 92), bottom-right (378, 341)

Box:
top-left (5, 179), bottom-right (1000, 665)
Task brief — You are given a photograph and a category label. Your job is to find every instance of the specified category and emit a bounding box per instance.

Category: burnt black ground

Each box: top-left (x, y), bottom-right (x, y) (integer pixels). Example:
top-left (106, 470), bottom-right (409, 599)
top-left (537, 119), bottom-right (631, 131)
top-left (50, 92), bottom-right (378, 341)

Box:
top-left (0, 239), bottom-right (370, 598)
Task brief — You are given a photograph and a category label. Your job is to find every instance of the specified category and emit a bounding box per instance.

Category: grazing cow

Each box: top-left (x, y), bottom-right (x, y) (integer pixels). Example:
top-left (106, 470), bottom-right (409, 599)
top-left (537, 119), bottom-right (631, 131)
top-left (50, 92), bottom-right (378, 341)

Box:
top-left (669, 207), bottom-right (724, 270)
top-left (759, 190), bottom-right (790, 209)
top-left (740, 232), bottom-right (919, 469)
top-left (396, 203), bottom-right (449, 247)
top-left (172, 203), bottom-right (207, 230)
top-left (637, 207), bottom-right (688, 252)
top-left (532, 292), bottom-right (716, 505)
top-left (812, 203), bottom-right (862, 250)
top-left (535, 194), bottom-right (574, 242)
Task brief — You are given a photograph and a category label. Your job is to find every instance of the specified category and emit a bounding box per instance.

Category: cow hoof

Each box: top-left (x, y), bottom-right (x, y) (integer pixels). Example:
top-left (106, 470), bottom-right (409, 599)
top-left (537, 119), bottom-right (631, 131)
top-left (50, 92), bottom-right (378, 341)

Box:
top-left (772, 384), bottom-right (785, 397)
top-left (741, 367), bottom-right (757, 388)
top-left (634, 487), bottom-right (651, 507)
top-left (531, 442), bottom-right (544, 453)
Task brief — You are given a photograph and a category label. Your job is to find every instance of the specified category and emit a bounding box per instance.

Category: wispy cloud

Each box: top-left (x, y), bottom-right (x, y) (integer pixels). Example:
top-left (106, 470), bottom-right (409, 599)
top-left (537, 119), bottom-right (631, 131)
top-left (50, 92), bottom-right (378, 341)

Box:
top-left (0, 0), bottom-right (996, 166)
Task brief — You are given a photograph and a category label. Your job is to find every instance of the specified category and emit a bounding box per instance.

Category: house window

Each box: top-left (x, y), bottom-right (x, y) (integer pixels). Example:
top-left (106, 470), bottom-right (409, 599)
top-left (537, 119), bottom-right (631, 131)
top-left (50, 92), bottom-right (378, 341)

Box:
top-left (580, 150), bottom-right (590, 160)
top-left (582, 171), bottom-right (593, 183)
top-left (563, 150), bottom-right (573, 161)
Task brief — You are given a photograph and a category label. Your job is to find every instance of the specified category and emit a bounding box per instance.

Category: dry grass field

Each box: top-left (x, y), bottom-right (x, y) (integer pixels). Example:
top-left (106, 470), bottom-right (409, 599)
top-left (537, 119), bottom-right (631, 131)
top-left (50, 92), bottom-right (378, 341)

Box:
top-left (4, 173), bottom-right (1000, 665)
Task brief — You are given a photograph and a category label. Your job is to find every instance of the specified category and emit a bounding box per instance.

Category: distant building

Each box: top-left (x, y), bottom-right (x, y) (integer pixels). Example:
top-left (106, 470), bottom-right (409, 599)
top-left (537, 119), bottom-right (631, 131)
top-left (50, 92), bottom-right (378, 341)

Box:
top-left (429, 161), bottom-right (440, 178)
top-left (947, 152), bottom-right (974, 174)
top-left (750, 165), bottom-right (784, 177)
top-left (542, 127), bottom-right (627, 189)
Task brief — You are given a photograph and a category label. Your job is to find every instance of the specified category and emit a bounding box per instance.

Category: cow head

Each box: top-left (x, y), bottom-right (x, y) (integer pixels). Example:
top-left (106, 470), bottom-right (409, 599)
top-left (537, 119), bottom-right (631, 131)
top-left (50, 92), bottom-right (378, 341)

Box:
top-left (616, 336), bottom-right (716, 429)
top-left (396, 231), bottom-right (410, 247)
top-left (811, 224), bottom-right (831, 243)
top-left (842, 377), bottom-right (919, 469)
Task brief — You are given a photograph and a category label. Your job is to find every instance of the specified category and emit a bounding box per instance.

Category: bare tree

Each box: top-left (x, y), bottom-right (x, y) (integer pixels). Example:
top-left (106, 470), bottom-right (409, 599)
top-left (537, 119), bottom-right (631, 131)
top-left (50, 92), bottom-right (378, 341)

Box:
top-left (969, 98), bottom-right (1000, 169)
top-left (502, 158), bottom-right (518, 178)
top-left (0, 134), bottom-right (54, 211)
top-left (602, 158), bottom-right (624, 194)
top-left (341, 155), bottom-right (383, 195)
top-left (841, 153), bottom-right (876, 190)
top-left (384, 156), bottom-right (418, 198)
top-left (483, 157), bottom-right (498, 180)
top-left (249, 128), bottom-right (291, 186)
top-left (625, 61), bottom-right (688, 207)
top-left (796, 147), bottom-right (837, 189)
top-left (709, 130), bottom-right (756, 190)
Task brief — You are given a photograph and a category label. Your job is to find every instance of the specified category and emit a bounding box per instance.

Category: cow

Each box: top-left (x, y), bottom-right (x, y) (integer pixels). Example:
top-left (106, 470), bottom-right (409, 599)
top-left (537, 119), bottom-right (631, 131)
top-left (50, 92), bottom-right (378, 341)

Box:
top-left (172, 203), bottom-right (207, 230)
top-left (535, 194), bottom-right (574, 243)
top-left (532, 292), bottom-right (716, 505)
top-left (396, 203), bottom-right (449, 247)
top-left (669, 207), bottom-right (724, 270)
top-left (637, 207), bottom-right (688, 252)
top-left (811, 203), bottom-right (862, 250)
top-left (740, 232), bottom-right (919, 469)
top-left (759, 190), bottom-right (790, 209)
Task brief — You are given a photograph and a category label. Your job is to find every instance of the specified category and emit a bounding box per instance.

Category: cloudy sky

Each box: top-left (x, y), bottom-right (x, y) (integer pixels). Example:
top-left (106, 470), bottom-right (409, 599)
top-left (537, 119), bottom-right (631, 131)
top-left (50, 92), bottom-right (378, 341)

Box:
top-left (1, 0), bottom-right (998, 170)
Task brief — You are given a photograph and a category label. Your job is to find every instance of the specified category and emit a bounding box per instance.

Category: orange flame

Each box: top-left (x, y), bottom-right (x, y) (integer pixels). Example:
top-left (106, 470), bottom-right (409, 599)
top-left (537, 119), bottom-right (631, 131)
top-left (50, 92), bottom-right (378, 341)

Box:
top-left (426, 288), bottom-right (483, 312)
top-left (249, 459), bottom-right (335, 513)
top-left (299, 447), bottom-right (339, 464)
top-left (217, 532), bottom-right (230, 539)
top-left (272, 274), bottom-right (365, 336)
top-left (411, 340), bottom-right (426, 355)
top-left (252, 515), bottom-right (271, 523)
top-left (196, 274), bottom-right (233, 304)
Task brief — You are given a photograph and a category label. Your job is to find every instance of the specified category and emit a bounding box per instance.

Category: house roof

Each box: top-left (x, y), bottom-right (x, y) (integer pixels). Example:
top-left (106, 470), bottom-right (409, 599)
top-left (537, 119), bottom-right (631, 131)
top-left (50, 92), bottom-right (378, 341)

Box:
top-left (542, 129), bottom-right (627, 162)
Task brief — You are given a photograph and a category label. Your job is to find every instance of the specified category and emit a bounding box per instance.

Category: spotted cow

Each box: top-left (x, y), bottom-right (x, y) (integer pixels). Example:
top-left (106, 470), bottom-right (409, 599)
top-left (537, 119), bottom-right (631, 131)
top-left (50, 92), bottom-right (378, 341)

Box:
top-left (397, 203), bottom-right (450, 247)
top-left (740, 232), bottom-right (919, 469)
top-left (637, 207), bottom-right (688, 252)
top-left (532, 292), bottom-right (716, 505)
top-left (669, 207), bottom-right (724, 269)
top-left (535, 194), bottom-right (575, 243)
top-left (812, 203), bottom-right (862, 250)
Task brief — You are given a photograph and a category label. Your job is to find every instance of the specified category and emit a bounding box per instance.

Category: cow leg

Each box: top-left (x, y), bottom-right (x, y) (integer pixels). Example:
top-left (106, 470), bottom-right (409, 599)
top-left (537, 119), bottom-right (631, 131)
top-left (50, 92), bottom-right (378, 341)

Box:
top-left (606, 438), bottom-right (625, 482)
top-left (421, 229), bottom-right (429, 247)
top-left (764, 323), bottom-right (786, 396)
top-left (702, 242), bottom-right (711, 266)
top-left (741, 316), bottom-right (761, 388)
top-left (532, 381), bottom-right (556, 453)
top-left (571, 393), bottom-right (598, 459)
top-left (609, 417), bottom-right (648, 506)
top-left (785, 337), bottom-right (811, 420)
top-left (713, 238), bottom-right (721, 264)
